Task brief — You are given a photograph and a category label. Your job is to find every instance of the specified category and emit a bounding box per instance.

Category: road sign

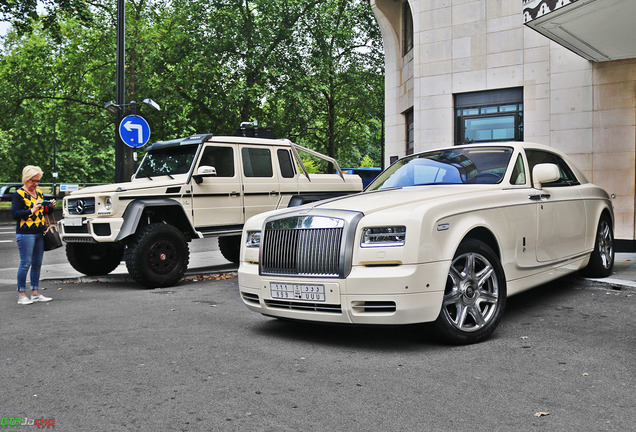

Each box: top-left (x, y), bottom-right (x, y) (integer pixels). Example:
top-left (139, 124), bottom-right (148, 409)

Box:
top-left (119, 115), bottom-right (151, 148)
top-left (60, 184), bottom-right (79, 192)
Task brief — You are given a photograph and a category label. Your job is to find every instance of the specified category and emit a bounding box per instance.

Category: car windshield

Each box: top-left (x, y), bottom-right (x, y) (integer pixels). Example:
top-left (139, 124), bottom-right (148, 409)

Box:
top-left (136, 145), bottom-right (198, 178)
top-left (367, 146), bottom-right (513, 191)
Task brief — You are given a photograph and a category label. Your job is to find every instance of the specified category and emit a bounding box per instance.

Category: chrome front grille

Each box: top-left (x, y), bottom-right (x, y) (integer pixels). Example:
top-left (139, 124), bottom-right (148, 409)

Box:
top-left (261, 227), bottom-right (343, 276)
top-left (67, 198), bottom-right (96, 215)
top-left (259, 211), bottom-right (363, 279)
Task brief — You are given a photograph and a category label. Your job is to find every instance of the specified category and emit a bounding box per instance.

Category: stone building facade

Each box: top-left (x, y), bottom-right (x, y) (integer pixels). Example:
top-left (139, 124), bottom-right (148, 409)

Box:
top-left (370, 0), bottom-right (636, 249)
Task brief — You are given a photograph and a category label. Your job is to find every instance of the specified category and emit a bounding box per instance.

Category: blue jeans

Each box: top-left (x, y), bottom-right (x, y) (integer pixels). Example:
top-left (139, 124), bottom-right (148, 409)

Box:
top-left (16, 233), bottom-right (44, 292)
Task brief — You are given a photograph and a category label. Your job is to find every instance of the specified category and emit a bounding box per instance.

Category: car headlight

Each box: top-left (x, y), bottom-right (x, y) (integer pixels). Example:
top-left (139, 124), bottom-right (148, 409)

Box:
top-left (246, 231), bottom-right (261, 248)
top-left (361, 226), bottom-right (406, 247)
top-left (104, 196), bottom-right (112, 211)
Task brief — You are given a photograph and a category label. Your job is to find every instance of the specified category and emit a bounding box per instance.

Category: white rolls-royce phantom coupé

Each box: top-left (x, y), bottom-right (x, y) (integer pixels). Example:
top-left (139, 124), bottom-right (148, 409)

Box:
top-left (238, 142), bottom-right (614, 344)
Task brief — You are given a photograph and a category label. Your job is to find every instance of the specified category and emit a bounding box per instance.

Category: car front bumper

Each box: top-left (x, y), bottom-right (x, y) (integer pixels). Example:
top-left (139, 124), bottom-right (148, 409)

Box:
top-left (59, 217), bottom-right (124, 243)
top-left (238, 260), bottom-right (449, 325)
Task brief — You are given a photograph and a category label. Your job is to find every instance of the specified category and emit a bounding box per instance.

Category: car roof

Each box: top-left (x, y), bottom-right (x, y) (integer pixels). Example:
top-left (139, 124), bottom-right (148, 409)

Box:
top-left (147, 134), bottom-right (293, 151)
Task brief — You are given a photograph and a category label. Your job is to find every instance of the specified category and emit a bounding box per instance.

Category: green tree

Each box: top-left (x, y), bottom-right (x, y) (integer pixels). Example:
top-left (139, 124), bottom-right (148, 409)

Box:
top-left (0, 0), bottom-right (384, 183)
top-left (263, 0), bottom-right (384, 170)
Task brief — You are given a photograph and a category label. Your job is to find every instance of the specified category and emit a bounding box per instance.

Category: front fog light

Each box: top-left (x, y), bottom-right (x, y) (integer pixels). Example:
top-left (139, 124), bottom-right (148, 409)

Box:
top-left (361, 226), bottom-right (406, 247)
top-left (246, 231), bottom-right (261, 248)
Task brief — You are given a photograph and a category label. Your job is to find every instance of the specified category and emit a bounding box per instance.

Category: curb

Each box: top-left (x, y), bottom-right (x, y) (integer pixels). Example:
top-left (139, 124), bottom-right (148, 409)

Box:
top-left (583, 277), bottom-right (636, 292)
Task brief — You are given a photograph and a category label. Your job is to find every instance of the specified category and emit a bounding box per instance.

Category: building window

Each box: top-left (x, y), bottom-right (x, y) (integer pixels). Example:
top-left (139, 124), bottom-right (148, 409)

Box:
top-left (403, 1), bottom-right (413, 55)
top-left (405, 109), bottom-right (414, 155)
top-left (455, 88), bottom-right (524, 145)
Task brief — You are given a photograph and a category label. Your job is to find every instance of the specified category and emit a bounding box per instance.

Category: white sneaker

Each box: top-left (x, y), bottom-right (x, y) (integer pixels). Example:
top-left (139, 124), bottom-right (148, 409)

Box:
top-left (18, 296), bottom-right (33, 305)
top-left (31, 294), bottom-right (52, 303)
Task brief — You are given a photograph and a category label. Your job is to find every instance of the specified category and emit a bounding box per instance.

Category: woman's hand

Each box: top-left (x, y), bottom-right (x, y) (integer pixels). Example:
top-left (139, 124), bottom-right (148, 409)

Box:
top-left (32, 201), bottom-right (43, 213)
top-left (50, 199), bottom-right (57, 208)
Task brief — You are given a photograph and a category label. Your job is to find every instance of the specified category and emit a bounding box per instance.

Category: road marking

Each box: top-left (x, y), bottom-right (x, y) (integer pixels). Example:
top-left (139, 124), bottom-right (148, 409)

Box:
top-left (0, 240), bottom-right (13, 243)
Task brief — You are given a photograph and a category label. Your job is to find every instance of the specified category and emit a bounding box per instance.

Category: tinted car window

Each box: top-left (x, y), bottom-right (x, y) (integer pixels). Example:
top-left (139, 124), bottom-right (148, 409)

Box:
top-left (526, 150), bottom-right (579, 187)
top-left (137, 145), bottom-right (198, 178)
top-left (242, 148), bottom-right (273, 177)
top-left (200, 146), bottom-right (235, 177)
top-left (368, 147), bottom-right (513, 190)
top-left (277, 149), bottom-right (295, 178)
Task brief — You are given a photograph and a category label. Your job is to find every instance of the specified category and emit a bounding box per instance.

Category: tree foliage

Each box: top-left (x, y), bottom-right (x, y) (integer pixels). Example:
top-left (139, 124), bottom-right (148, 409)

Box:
top-left (0, 0), bottom-right (383, 183)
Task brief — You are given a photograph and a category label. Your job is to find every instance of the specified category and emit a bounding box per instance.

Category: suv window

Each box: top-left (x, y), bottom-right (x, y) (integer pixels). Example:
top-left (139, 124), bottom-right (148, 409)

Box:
top-left (200, 146), bottom-right (235, 177)
top-left (526, 150), bottom-right (579, 187)
top-left (137, 145), bottom-right (198, 178)
top-left (242, 148), bottom-right (273, 177)
top-left (277, 149), bottom-right (296, 178)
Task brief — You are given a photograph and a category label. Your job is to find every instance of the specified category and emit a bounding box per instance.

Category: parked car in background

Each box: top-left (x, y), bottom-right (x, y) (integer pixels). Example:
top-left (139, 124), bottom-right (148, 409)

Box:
top-left (342, 167), bottom-right (381, 188)
top-left (0, 184), bottom-right (54, 202)
top-left (238, 142), bottom-right (615, 344)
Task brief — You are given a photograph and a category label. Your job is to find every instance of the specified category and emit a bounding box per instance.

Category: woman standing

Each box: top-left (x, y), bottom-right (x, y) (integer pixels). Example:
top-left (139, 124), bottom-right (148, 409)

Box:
top-left (11, 166), bottom-right (57, 305)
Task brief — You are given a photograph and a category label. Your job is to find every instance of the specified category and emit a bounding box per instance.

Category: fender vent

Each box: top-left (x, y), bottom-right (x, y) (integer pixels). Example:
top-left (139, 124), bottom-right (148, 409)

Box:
top-left (166, 187), bottom-right (181, 194)
top-left (351, 301), bottom-right (396, 313)
top-left (241, 292), bottom-right (260, 305)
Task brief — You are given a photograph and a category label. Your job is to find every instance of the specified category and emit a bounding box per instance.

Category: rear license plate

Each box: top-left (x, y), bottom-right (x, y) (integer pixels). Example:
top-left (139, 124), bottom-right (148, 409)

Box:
top-left (270, 283), bottom-right (325, 302)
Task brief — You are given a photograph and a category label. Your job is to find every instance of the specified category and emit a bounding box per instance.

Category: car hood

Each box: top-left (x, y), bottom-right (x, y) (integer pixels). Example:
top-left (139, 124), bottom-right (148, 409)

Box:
top-left (67, 178), bottom-right (184, 195)
top-left (310, 185), bottom-right (498, 215)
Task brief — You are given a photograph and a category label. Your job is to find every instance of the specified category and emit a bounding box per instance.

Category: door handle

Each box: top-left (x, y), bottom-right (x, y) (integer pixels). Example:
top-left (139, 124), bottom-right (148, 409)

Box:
top-left (229, 191), bottom-right (240, 197)
top-left (270, 191), bottom-right (280, 196)
top-left (528, 193), bottom-right (551, 201)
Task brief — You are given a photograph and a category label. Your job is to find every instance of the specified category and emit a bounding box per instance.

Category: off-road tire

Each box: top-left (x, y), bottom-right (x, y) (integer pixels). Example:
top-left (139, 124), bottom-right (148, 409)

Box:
top-left (218, 235), bottom-right (241, 263)
top-left (125, 223), bottom-right (189, 288)
top-left (66, 243), bottom-right (124, 276)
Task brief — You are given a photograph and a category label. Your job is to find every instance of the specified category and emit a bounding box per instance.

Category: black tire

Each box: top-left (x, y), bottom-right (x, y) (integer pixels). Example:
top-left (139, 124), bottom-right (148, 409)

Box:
top-left (125, 223), bottom-right (189, 288)
top-left (580, 215), bottom-right (614, 278)
top-left (66, 243), bottom-right (124, 276)
top-left (218, 235), bottom-right (241, 263)
top-left (433, 239), bottom-right (507, 345)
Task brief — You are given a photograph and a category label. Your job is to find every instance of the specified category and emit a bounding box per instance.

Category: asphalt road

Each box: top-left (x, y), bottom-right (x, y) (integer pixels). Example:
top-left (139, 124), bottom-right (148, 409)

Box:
top-left (0, 225), bottom-right (634, 431)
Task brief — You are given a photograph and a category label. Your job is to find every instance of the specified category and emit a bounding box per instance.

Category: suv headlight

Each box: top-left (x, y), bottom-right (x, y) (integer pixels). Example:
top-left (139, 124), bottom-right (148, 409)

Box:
top-left (104, 196), bottom-right (112, 211)
top-left (361, 226), bottom-right (406, 247)
top-left (246, 231), bottom-right (261, 248)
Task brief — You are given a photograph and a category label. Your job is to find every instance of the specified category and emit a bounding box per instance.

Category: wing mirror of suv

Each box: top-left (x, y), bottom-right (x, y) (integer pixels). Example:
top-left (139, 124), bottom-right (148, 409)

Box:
top-left (532, 163), bottom-right (560, 189)
top-left (193, 166), bottom-right (217, 184)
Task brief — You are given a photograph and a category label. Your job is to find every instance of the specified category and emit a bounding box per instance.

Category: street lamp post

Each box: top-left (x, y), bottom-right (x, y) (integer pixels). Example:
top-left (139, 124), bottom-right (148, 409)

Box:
top-left (114, 0), bottom-right (127, 183)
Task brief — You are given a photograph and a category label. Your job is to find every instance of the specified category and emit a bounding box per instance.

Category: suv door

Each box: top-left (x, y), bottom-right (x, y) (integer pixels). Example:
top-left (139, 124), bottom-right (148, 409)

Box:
top-left (240, 146), bottom-right (281, 220)
top-left (191, 144), bottom-right (244, 228)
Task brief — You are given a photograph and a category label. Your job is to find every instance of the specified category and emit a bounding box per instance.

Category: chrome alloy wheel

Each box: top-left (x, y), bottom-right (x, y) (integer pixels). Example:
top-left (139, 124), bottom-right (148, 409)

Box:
top-left (442, 251), bottom-right (500, 333)
top-left (597, 218), bottom-right (614, 270)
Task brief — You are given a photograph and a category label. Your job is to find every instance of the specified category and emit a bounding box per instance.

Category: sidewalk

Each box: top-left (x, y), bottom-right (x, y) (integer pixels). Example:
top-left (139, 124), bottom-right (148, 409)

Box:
top-left (589, 252), bottom-right (636, 290)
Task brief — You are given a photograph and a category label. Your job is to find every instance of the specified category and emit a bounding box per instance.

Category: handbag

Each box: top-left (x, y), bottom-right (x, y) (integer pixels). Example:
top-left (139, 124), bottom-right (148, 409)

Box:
top-left (43, 212), bottom-right (63, 251)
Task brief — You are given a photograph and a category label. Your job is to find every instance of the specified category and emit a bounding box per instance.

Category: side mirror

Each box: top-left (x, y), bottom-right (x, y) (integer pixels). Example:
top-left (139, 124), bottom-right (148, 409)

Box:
top-left (193, 166), bottom-right (217, 184)
top-left (532, 163), bottom-right (560, 189)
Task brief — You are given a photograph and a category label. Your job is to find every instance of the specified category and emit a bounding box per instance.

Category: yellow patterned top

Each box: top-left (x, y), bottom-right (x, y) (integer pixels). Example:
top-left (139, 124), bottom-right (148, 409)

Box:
top-left (12, 187), bottom-right (48, 233)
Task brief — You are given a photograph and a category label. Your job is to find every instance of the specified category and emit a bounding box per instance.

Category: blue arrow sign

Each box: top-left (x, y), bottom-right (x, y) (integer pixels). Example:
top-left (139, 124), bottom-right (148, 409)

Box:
top-left (119, 115), bottom-right (151, 148)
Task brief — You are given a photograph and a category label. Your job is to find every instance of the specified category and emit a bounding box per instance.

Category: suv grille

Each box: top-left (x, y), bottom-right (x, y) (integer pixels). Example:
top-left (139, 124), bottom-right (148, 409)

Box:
top-left (67, 198), bottom-right (96, 215)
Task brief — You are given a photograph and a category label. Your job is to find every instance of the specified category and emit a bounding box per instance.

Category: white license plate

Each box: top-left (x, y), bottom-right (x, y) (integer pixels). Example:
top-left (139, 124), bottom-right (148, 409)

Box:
top-left (62, 218), bottom-right (83, 226)
top-left (270, 283), bottom-right (325, 302)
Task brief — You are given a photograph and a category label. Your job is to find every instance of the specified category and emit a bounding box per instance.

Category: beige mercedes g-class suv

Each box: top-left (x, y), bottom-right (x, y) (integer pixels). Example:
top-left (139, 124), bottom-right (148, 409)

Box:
top-left (59, 133), bottom-right (362, 288)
